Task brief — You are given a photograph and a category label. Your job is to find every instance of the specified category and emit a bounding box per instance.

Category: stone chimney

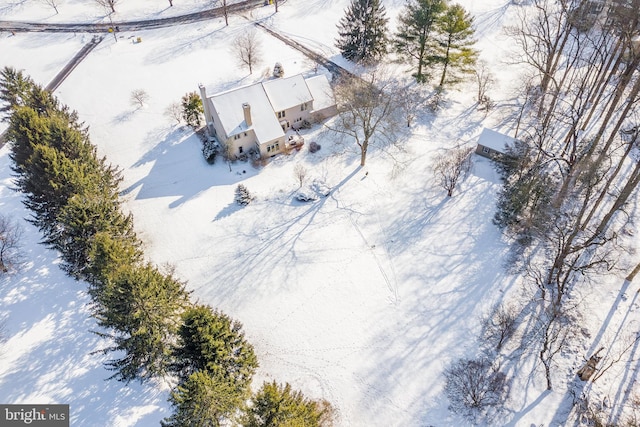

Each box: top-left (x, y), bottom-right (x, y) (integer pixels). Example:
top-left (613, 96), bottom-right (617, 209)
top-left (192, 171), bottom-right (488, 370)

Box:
top-left (242, 103), bottom-right (252, 127)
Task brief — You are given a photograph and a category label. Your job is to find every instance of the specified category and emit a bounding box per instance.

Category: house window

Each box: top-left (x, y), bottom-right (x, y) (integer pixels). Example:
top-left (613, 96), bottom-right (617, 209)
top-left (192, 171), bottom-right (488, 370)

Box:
top-left (234, 134), bottom-right (241, 140)
top-left (239, 146), bottom-right (243, 154)
top-left (277, 111), bottom-right (286, 119)
top-left (482, 146), bottom-right (490, 153)
top-left (300, 103), bottom-right (308, 111)
top-left (244, 132), bottom-right (247, 137)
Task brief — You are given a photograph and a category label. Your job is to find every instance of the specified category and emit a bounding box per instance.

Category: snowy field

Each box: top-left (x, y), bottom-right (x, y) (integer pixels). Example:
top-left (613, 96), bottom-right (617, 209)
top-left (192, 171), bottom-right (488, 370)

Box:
top-left (1, 0), bottom-right (640, 425)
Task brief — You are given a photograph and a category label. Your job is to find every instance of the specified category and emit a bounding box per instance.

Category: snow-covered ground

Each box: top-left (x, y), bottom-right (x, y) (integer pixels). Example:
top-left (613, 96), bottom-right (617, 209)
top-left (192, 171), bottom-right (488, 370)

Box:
top-left (1, 0), bottom-right (639, 425)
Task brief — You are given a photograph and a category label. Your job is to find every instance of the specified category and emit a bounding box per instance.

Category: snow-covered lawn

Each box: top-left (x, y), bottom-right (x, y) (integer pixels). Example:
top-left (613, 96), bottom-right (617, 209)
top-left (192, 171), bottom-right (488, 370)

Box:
top-left (1, 0), bottom-right (639, 425)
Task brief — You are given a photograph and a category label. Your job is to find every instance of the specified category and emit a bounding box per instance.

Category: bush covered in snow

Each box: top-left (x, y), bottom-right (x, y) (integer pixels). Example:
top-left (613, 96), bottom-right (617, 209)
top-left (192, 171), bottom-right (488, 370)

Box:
top-left (295, 189), bottom-right (318, 202)
top-left (309, 141), bottom-right (321, 153)
top-left (311, 179), bottom-right (330, 197)
top-left (273, 62), bottom-right (285, 78)
top-left (235, 184), bottom-right (254, 205)
top-left (202, 138), bottom-right (219, 164)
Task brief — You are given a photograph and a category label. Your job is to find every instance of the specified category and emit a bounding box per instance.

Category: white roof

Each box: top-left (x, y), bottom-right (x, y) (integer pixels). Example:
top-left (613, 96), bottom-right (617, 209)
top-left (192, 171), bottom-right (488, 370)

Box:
top-left (305, 74), bottom-right (334, 111)
top-left (210, 83), bottom-right (284, 144)
top-left (262, 74), bottom-right (313, 112)
top-left (477, 128), bottom-right (513, 153)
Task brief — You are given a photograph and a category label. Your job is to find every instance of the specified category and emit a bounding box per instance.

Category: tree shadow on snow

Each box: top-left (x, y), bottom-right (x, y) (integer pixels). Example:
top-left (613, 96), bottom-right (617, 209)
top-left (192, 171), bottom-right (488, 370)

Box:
top-left (350, 166), bottom-right (513, 424)
top-left (122, 126), bottom-right (255, 208)
top-left (0, 216), bottom-right (168, 426)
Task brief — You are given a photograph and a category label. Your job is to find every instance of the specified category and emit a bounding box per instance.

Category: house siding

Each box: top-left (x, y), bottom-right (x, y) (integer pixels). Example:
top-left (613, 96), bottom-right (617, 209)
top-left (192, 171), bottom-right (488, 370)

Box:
top-left (201, 74), bottom-right (337, 160)
top-left (475, 144), bottom-right (501, 159)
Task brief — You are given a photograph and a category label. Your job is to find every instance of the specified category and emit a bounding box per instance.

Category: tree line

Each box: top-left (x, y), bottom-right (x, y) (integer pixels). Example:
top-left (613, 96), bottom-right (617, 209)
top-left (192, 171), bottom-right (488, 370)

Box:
top-left (0, 66), bottom-right (333, 426)
top-left (336, 0), bottom-right (476, 87)
top-left (439, 0), bottom-right (640, 423)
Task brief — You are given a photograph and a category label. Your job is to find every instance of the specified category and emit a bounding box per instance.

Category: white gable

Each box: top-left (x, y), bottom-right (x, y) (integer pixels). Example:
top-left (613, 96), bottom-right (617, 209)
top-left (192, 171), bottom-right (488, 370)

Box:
top-left (262, 74), bottom-right (313, 112)
top-left (210, 83), bottom-right (284, 144)
top-left (477, 128), bottom-right (513, 153)
top-left (305, 75), bottom-right (333, 111)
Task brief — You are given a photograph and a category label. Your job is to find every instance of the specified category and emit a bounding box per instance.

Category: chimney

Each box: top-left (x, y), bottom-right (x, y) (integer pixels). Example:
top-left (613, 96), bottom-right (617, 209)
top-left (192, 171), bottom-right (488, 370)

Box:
top-left (242, 103), bottom-right (252, 127)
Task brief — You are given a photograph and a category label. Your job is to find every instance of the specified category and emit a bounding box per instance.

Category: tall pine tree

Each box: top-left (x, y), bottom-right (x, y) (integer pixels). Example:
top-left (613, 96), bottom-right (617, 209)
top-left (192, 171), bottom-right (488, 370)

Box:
top-left (335, 0), bottom-right (389, 63)
top-left (161, 371), bottom-right (242, 427)
top-left (244, 381), bottom-right (332, 427)
top-left (171, 305), bottom-right (258, 394)
top-left (94, 263), bottom-right (190, 383)
top-left (432, 4), bottom-right (477, 87)
top-left (395, 0), bottom-right (447, 82)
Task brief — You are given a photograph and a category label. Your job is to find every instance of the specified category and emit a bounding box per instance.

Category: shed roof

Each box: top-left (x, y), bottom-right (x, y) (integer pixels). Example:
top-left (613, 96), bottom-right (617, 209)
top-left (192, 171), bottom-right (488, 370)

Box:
top-left (262, 74), bottom-right (313, 112)
top-left (210, 82), bottom-right (284, 144)
top-left (477, 128), bottom-right (513, 153)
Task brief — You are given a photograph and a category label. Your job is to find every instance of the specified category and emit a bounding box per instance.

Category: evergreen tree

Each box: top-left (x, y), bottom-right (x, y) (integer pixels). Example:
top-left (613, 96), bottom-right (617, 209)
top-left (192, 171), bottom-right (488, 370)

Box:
top-left (85, 231), bottom-right (143, 289)
top-left (50, 192), bottom-right (136, 278)
top-left (244, 381), bottom-right (331, 427)
top-left (0, 66), bottom-right (34, 118)
top-left (394, 0), bottom-right (447, 82)
top-left (432, 4), bottom-right (477, 87)
top-left (8, 106), bottom-right (52, 176)
top-left (182, 91), bottom-right (204, 128)
top-left (235, 184), bottom-right (254, 205)
top-left (335, 0), bottom-right (389, 63)
top-left (161, 371), bottom-right (242, 427)
top-left (171, 305), bottom-right (258, 394)
top-left (94, 263), bottom-right (190, 383)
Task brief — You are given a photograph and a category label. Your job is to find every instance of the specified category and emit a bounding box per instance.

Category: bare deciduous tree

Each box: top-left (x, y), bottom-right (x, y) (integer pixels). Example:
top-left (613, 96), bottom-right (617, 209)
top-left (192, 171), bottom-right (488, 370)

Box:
top-left (95, 0), bottom-right (118, 13)
top-left (165, 102), bottom-right (182, 125)
top-left (222, 0), bottom-right (229, 26)
top-left (474, 60), bottom-right (495, 110)
top-left (535, 298), bottom-right (582, 390)
top-left (432, 146), bottom-right (473, 197)
top-left (233, 30), bottom-right (262, 74)
top-left (444, 357), bottom-right (508, 422)
top-left (396, 83), bottom-right (426, 128)
top-left (588, 333), bottom-right (640, 383)
top-left (481, 302), bottom-right (519, 353)
top-left (130, 89), bottom-right (149, 108)
top-left (327, 71), bottom-right (401, 167)
top-left (293, 164), bottom-right (307, 188)
top-left (39, 0), bottom-right (60, 14)
top-left (0, 214), bottom-right (23, 274)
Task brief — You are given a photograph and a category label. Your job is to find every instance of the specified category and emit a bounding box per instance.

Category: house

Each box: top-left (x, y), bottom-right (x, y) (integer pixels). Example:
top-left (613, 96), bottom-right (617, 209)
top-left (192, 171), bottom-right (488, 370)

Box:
top-left (570, 0), bottom-right (640, 31)
top-left (199, 74), bottom-right (337, 159)
top-left (475, 128), bottom-right (513, 159)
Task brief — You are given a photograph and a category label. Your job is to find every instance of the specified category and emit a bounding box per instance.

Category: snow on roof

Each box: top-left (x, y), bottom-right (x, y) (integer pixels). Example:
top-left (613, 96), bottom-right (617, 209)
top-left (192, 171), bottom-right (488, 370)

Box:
top-left (210, 82), bottom-right (284, 144)
top-left (477, 128), bottom-right (513, 153)
top-left (305, 74), bottom-right (334, 111)
top-left (262, 74), bottom-right (312, 112)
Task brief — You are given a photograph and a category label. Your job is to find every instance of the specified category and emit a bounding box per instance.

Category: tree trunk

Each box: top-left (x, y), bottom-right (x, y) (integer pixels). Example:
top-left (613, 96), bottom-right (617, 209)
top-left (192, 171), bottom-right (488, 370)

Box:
top-left (626, 261), bottom-right (640, 282)
top-left (417, 35), bottom-right (426, 82)
top-left (439, 37), bottom-right (451, 88)
top-left (360, 142), bottom-right (367, 166)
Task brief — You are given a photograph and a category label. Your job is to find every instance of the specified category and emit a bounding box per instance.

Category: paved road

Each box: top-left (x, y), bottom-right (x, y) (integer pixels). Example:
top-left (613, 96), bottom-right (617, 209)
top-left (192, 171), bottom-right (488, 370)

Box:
top-left (46, 35), bottom-right (104, 91)
top-left (0, 0), bottom-right (263, 33)
top-left (255, 22), bottom-right (353, 80)
top-left (0, 1), bottom-right (352, 146)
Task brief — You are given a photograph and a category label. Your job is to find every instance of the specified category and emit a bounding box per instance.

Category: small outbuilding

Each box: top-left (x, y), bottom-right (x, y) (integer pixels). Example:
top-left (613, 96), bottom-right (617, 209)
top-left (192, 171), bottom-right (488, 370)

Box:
top-left (475, 128), bottom-right (513, 159)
